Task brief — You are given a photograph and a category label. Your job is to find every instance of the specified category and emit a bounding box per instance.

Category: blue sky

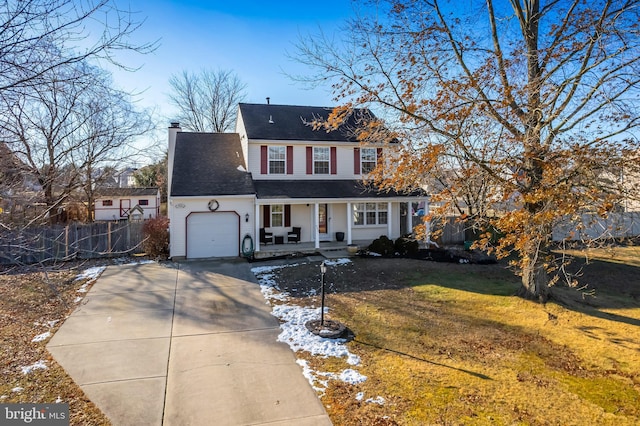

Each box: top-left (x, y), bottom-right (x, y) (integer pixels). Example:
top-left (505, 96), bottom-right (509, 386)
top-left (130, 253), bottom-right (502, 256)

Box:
top-left (109, 0), bottom-right (355, 146)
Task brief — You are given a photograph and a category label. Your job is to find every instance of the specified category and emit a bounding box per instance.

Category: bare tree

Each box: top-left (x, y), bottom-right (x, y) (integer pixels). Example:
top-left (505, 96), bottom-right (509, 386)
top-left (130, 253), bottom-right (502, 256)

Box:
top-left (73, 81), bottom-right (154, 222)
top-left (295, 0), bottom-right (640, 301)
top-left (0, 62), bottom-right (152, 225)
top-left (0, 0), bottom-right (156, 94)
top-left (168, 69), bottom-right (247, 132)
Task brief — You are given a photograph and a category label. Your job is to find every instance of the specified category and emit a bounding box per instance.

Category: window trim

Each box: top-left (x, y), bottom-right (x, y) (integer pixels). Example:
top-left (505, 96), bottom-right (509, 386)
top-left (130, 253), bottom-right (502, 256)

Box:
top-left (352, 202), bottom-right (388, 226)
top-left (102, 200), bottom-right (113, 207)
top-left (360, 148), bottom-right (377, 174)
top-left (138, 199), bottom-right (149, 206)
top-left (268, 146), bottom-right (286, 175)
top-left (313, 147), bottom-right (330, 175)
top-left (270, 204), bottom-right (284, 227)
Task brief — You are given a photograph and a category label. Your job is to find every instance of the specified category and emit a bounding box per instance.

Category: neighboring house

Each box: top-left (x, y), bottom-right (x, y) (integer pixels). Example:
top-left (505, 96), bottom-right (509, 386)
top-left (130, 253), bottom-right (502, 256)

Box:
top-left (167, 102), bottom-right (428, 259)
top-left (116, 167), bottom-right (138, 188)
top-left (94, 187), bottom-right (160, 221)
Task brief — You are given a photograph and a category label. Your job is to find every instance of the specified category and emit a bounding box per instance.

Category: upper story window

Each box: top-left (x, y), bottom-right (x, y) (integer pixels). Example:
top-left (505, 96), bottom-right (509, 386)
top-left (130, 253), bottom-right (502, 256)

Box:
top-left (138, 199), bottom-right (149, 206)
top-left (361, 148), bottom-right (377, 174)
top-left (269, 146), bottom-right (286, 174)
top-left (102, 200), bottom-right (113, 207)
top-left (353, 202), bottom-right (388, 226)
top-left (314, 147), bottom-right (330, 174)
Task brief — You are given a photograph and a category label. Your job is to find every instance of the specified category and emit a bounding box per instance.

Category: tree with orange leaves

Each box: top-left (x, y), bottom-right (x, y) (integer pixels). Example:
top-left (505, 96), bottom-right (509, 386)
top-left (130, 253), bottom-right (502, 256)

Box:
top-left (296, 0), bottom-right (640, 301)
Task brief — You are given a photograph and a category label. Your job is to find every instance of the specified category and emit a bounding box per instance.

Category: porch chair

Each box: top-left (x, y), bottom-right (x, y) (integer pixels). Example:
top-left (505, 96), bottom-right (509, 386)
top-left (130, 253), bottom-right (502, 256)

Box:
top-left (260, 228), bottom-right (274, 245)
top-left (287, 226), bottom-right (301, 243)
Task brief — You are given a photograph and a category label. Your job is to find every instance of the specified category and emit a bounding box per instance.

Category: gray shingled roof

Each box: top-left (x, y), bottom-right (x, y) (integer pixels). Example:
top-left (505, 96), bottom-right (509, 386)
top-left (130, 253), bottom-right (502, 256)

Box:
top-left (238, 103), bottom-right (375, 142)
top-left (97, 187), bottom-right (158, 197)
top-left (171, 132), bottom-right (255, 197)
top-left (253, 180), bottom-right (424, 200)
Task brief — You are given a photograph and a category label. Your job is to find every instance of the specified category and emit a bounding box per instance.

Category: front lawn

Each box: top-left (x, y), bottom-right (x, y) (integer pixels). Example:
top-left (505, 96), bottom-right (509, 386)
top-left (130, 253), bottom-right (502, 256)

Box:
top-left (259, 251), bottom-right (640, 425)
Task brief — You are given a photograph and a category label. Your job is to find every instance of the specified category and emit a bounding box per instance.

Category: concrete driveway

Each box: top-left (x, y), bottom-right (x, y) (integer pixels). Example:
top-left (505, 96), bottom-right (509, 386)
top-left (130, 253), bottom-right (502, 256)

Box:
top-left (47, 260), bottom-right (331, 425)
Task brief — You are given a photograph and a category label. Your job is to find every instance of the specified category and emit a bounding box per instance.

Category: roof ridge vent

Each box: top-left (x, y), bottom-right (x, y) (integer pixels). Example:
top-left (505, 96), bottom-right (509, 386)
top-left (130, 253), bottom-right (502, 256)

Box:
top-left (268, 115), bottom-right (274, 124)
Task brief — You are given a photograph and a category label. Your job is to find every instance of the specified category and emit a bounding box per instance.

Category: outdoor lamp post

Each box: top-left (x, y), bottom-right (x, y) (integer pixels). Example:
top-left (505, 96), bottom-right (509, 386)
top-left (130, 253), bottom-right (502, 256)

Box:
top-left (305, 260), bottom-right (346, 339)
top-left (320, 261), bottom-right (327, 326)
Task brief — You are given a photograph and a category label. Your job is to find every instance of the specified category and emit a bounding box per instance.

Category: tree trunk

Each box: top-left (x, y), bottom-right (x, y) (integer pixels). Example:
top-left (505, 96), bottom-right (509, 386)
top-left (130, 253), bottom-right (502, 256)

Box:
top-left (517, 243), bottom-right (551, 303)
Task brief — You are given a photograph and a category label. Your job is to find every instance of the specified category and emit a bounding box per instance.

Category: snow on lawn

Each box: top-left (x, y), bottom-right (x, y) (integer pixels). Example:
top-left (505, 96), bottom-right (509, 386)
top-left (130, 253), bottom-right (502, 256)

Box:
top-left (31, 331), bottom-right (51, 343)
top-left (252, 259), bottom-right (365, 393)
top-left (74, 266), bottom-right (107, 283)
top-left (20, 360), bottom-right (47, 374)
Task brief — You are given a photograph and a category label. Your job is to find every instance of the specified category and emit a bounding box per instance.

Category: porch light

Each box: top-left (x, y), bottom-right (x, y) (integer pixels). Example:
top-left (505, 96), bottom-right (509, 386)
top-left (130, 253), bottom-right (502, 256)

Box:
top-left (245, 213), bottom-right (250, 222)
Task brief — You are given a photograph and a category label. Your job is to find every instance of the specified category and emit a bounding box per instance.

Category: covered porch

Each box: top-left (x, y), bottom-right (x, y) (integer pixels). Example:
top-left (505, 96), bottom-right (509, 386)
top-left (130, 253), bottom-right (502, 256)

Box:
top-left (252, 239), bottom-right (375, 260)
top-left (251, 179), bottom-right (428, 255)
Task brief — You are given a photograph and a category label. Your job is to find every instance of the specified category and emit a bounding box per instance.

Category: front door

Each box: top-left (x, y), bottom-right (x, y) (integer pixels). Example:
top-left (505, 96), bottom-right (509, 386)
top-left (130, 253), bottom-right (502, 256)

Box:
top-left (319, 203), bottom-right (329, 240)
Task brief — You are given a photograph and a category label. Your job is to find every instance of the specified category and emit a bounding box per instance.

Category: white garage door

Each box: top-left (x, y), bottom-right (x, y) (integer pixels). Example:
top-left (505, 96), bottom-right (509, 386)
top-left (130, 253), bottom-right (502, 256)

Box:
top-left (186, 212), bottom-right (239, 258)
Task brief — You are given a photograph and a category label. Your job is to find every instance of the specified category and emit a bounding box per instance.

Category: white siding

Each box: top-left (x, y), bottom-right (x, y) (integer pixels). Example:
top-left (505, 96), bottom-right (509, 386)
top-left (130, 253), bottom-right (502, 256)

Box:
top-left (169, 196), bottom-right (254, 258)
top-left (94, 194), bottom-right (159, 221)
top-left (248, 142), bottom-right (364, 180)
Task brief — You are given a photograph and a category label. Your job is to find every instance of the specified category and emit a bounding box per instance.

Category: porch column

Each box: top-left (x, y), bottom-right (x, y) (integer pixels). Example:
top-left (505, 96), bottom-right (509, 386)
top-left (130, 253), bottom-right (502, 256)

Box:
top-left (346, 202), bottom-right (352, 244)
top-left (254, 203), bottom-right (261, 252)
top-left (424, 198), bottom-right (431, 245)
top-left (314, 202), bottom-right (320, 249)
top-left (406, 201), bottom-right (413, 236)
top-left (387, 201), bottom-right (393, 238)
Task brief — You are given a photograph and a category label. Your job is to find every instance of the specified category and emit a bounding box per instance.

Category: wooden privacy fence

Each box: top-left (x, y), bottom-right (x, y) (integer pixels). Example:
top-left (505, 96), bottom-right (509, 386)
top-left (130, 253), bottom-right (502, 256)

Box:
top-left (0, 221), bottom-right (145, 265)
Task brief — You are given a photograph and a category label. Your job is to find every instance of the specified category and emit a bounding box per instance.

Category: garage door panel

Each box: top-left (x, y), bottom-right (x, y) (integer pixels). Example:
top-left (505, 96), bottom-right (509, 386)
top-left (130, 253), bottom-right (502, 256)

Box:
top-left (187, 212), bottom-right (239, 258)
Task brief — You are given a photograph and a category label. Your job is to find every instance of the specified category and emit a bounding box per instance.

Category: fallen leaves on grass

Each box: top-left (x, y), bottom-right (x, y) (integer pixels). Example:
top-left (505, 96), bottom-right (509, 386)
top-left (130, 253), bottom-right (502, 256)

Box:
top-left (0, 262), bottom-right (111, 425)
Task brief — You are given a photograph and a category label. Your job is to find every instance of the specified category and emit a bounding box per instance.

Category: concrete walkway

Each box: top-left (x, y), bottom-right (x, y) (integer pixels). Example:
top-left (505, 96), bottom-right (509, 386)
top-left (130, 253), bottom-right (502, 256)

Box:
top-left (47, 260), bottom-right (332, 425)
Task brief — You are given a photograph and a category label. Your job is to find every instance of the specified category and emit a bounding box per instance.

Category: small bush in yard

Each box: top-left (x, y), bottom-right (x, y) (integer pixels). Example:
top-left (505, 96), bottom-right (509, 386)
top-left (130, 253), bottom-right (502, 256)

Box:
top-left (143, 216), bottom-right (169, 258)
top-left (368, 235), bottom-right (395, 256)
top-left (394, 235), bottom-right (420, 256)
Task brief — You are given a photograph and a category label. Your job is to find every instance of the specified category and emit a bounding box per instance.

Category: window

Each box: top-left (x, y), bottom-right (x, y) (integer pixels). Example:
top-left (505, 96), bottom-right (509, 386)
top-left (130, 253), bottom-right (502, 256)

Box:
top-left (361, 148), bottom-right (377, 174)
top-left (138, 199), bottom-right (149, 206)
top-left (314, 147), bottom-right (330, 174)
top-left (270, 204), bottom-right (284, 227)
top-left (353, 202), bottom-right (388, 226)
top-left (268, 146), bottom-right (286, 174)
top-left (102, 200), bottom-right (113, 206)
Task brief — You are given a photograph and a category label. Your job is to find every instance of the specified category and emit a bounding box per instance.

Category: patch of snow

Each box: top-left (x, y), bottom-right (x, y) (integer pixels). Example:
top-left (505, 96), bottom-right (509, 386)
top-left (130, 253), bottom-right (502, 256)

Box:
top-left (251, 263), bottom-right (301, 275)
top-left (46, 320), bottom-right (59, 328)
top-left (73, 296), bottom-right (83, 303)
top-left (339, 369), bottom-right (367, 385)
top-left (253, 262), bottom-right (368, 394)
top-left (369, 252), bottom-right (382, 257)
top-left (324, 258), bottom-right (352, 267)
top-left (55, 396), bottom-right (63, 403)
top-left (260, 284), bottom-right (289, 302)
top-left (366, 396), bottom-right (386, 405)
top-left (21, 360), bottom-right (47, 374)
top-left (0, 395), bottom-right (6, 400)
top-left (113, 257), bottom-right (155, 265)
top-left (12, 387), bottom-right (23, 393)
top-left (271, 304), bottom-right (360, 365)
top-left (74, 266), bottom-right (106, 282)
top-left (355, 392), bottom-right (365, 401)
top-left (31, 331), bottom-right (51, 343)
top-left (296, 359), bottom-right (331, 393)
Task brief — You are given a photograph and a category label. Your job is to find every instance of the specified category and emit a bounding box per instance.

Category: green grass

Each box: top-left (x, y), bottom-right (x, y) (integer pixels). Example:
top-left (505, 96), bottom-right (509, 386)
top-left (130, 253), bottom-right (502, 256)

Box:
top-left (292, 255), bottom-right (640, 425)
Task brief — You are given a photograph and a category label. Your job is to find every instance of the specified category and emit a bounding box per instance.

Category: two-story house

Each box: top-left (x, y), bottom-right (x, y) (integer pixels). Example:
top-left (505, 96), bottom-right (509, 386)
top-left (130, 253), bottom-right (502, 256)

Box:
top-left (167, 102), bottom-right (427, 259)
